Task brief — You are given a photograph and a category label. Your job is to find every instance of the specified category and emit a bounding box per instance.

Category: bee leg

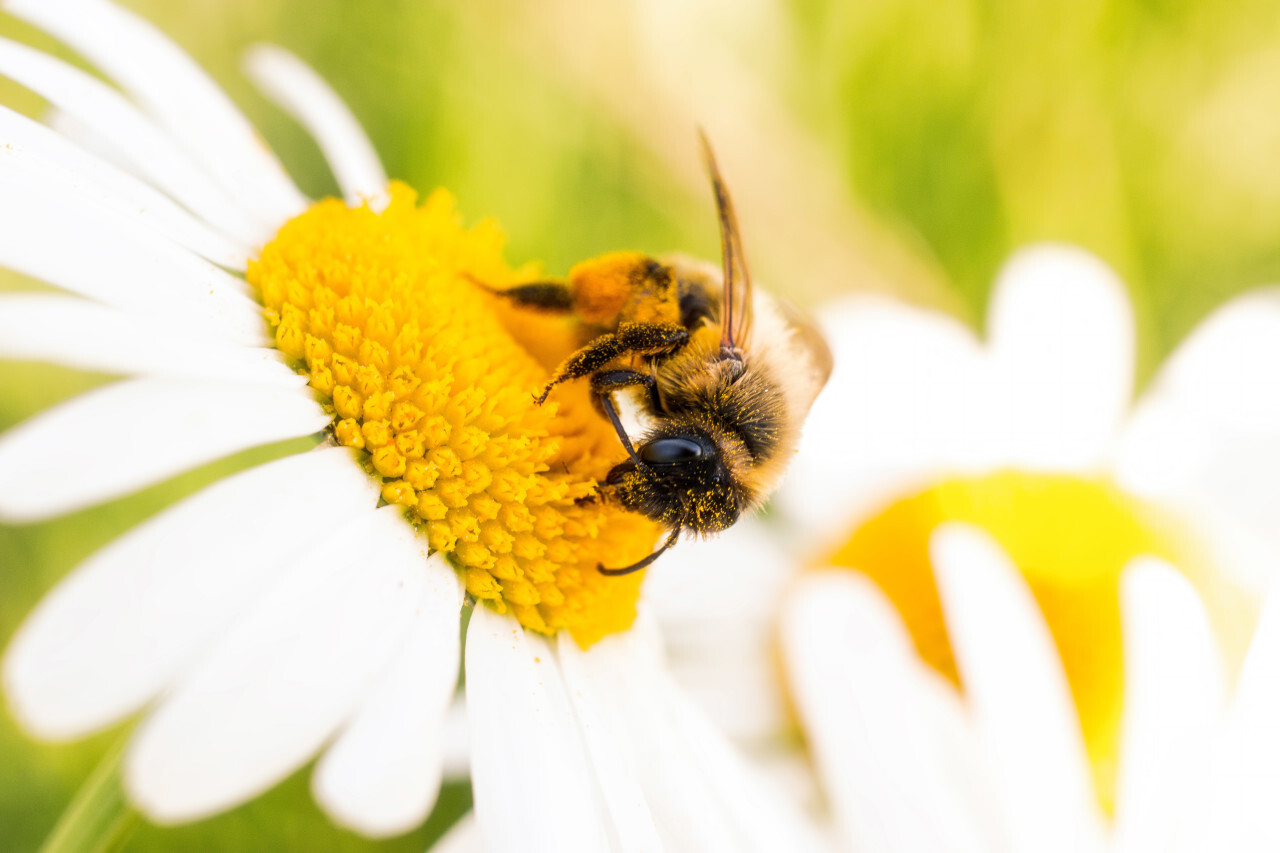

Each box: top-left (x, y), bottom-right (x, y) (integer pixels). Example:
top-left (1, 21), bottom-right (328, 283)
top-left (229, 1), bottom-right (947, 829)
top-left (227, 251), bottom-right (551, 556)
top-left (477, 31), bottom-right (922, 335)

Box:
top-left (596, 386), bottom-right (645, 469)
top-left (465, 274), bottom-right (574, 313)
top-left (536, 334), bottom-right (625, 404)
top-left (589, 370), bottom-right (661, 465)
top-left (615, 321), bottom-right (690, 356)
top-left (589, 370), bottom-right (660, 418)
top-left (598, 526), bottom-right (680, 576)
top-left (537, 323), bottom-right (687, 404)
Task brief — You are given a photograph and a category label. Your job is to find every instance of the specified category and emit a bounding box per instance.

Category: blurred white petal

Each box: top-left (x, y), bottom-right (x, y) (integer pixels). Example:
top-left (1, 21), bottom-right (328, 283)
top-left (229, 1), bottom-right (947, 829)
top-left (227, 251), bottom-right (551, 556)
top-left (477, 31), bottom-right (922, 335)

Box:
top-left (125, 506), bottom-right (429, 823)
top-left (8, 0), bottom-right (308, 225)
top-left (433, 814), bottom-right (484, 853)
top-left (1113, 559), bottom-right (1225, 853)
top-left (644, 522), bottom-right (792, 740)
top-left (579, 616), bottom-right (829, 853)
top-left (1200, 576), bottom-right (1280, 850)
top-left (780, 296), bottom-right (987, 541)
top-left (0, 35), bottom-right (265, 244)
top-left (1118, 291), bottom-right (1280, 564)
top-left (244, 45), bottom-right (388, 207)
top-left (931, 522), bottom-right (1106, 853)
top-left (1152, 289), bottom-right (1280, 433)
top-left (986, 244), bottom-right (1134, 472)
top-left (783, 571), bottom-right (995, 853)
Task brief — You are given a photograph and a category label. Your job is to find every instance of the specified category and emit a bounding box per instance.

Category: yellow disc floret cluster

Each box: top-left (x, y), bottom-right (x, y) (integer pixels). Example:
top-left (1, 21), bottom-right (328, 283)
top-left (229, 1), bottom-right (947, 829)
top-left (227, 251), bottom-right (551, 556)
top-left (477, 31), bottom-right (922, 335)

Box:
top-left (825, 471), bottom-right (1196, 813)
top-left (250, 183), bottom-right (659, 647)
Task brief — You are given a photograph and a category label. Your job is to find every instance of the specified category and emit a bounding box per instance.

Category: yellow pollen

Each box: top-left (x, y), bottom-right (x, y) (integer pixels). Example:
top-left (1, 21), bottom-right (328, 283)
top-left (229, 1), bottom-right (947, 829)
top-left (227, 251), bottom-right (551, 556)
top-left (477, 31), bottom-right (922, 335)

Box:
top-left (250, 183), bottom-right (660, 646)
top-left (825, 470), bottom-right (1192, 814)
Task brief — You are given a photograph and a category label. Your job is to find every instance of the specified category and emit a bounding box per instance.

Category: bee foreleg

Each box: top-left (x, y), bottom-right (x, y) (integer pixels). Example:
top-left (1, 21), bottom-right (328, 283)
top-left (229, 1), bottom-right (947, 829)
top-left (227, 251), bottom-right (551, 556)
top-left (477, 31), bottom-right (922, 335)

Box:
top-left (537, 323), bottom-right (687, 405)
top-left (589, 370), bottom-right (661, 418)
top-left (598, 527), bottom-right (681, 576)
top-left (596, 387), bottom-right (644, 468)
top-left (536, 334), bottom-right (625, 404)
top-left (615, 321), bottom-right (689, 355)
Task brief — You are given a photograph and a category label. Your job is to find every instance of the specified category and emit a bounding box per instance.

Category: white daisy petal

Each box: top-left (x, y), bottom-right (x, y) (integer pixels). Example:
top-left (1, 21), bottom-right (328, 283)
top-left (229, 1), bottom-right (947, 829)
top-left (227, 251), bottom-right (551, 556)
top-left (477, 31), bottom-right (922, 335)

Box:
top-left (432, 813), bottom-right (484, 853)
top-left (1113, 558), bottom-right (1225, 853)
top-left (986, 244), bottom-right (1134, 472)
top-left (439, 698), bottom-right (471, 782)
top-left (576, 633), bottom-right (738, 852)
top-left (0, 171), bottom-right (267, 345)
top-left (0, 294), bottom-right (300, 385)
top-left (0, 35), bottom-right (266, 244)
top-left (244, 45), bottom-right (388, 207)
top-left (580, 616), bottom-right (828, 853)
top-left (644, 523), bottom-right (793, 741)
top-left (2, 447), bottom-right (377, 740)
top-left (7, 0), bottom-right (309, 226)
top-left (1204, 577), bottom-right (1280, 850)
top-left (556, 632), bottom-right (664, 853)
top-left (464, 606), bottom-right (610, 853)
top-left (312, 554), bottom-right (464, 838)
top-left (0, 105), bottom-right (249, 267)
top-left (1112, 391), bottom-right (1213, 499)
top-left (782, 571), bottom-right (992, 853)
top-left (1151, 289), bottom-right (1280, 432)
top-left (779, 296), bottom-right (988, 541)
top-left (124, 505), bottom-right (430, 823)
top-left (930, 522), bottom-right (1106, 853)
top-left (0, 377), bottom-right (330, 521)
top-left (643, 644), bottom-right (829, 853)
top-left (911, 668), bottom-right (1009, 849)
top-left (1119, 291), bottom-right (1280, 562)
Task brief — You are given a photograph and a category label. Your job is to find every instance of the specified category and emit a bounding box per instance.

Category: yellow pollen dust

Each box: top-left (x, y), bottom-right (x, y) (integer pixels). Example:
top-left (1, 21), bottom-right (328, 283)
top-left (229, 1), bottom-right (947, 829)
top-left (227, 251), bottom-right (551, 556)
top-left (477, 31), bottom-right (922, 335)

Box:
top-left (250, 183), bottom-right (659, 646)
top-left (826, 470), bottom-right (1191, 814)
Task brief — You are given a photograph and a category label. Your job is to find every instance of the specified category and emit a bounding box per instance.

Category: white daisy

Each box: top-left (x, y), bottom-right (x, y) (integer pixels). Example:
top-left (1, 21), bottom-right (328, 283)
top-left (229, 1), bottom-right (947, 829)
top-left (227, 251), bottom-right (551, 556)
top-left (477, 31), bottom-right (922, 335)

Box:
top-left (783, 522), bottom-right (1280, 853)
top-left (646, 244), bottom-right (1280, 849)
top-left (0, 1), bottom-right (824, 849)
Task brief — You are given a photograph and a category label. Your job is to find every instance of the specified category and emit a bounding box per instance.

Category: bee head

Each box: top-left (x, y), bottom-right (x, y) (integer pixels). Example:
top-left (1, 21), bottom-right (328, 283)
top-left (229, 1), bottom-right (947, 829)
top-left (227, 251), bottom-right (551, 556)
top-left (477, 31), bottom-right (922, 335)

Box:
top-left (605, 423), bottom-right (742, 535)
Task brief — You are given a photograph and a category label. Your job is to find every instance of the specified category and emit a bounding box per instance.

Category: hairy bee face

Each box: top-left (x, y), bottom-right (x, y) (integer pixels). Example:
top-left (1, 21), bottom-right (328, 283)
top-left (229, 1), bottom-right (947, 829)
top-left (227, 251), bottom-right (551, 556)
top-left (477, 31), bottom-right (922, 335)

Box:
top-left (605, 431), bottom-right (742, 535)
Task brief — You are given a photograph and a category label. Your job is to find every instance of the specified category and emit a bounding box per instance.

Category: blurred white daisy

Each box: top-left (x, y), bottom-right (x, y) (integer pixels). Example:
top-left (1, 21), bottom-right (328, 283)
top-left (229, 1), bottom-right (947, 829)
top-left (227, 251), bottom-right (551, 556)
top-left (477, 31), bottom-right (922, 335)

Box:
top-left (784, 242), bottom-right (1280, 593)
top-left (647, 244), bottom-right (1280, 849)
top-left (0, 1), bottom-right (824, 849)
top-left (784, 522), bottom-right (1280, 853)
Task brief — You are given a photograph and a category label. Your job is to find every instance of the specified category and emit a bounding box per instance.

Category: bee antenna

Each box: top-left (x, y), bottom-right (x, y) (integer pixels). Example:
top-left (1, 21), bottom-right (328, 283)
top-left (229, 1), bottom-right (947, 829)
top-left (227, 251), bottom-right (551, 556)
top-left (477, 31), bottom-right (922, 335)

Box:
top-left (598, 527), bottom-right (680, 576)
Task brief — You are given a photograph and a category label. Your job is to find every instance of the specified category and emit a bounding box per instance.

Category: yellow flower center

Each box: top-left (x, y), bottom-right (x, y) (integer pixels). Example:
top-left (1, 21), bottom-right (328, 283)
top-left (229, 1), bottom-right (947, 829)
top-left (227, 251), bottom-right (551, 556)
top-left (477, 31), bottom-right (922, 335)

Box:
top-left (249, 183), bottom-right (659, 646)
top-left (826, 470), bottom-right (1194, 813)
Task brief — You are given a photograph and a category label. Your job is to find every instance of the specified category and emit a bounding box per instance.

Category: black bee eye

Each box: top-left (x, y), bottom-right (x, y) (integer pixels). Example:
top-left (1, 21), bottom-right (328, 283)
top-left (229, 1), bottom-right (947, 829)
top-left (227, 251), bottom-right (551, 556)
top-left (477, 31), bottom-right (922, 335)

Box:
top-left (641, 437), bottom-right (704, 465)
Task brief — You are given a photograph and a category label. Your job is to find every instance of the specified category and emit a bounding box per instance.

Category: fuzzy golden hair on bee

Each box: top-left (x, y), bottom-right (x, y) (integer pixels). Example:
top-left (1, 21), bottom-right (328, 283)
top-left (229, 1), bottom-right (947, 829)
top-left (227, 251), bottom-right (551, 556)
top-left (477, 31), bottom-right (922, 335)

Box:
top-left (476, 134), bottom-right (832, 574)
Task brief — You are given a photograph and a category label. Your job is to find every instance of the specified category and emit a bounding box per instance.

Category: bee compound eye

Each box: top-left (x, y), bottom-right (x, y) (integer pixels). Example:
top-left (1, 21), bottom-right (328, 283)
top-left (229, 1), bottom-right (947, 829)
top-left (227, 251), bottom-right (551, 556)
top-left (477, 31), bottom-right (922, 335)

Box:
top-left (640, 437), bottom-right (705, 465)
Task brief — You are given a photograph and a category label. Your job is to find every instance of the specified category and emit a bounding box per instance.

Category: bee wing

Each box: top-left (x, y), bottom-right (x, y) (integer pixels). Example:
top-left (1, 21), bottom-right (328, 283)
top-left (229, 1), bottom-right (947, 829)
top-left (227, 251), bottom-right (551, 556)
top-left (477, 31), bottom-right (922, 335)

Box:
top-left (699, 131), bottom-right (754, 353)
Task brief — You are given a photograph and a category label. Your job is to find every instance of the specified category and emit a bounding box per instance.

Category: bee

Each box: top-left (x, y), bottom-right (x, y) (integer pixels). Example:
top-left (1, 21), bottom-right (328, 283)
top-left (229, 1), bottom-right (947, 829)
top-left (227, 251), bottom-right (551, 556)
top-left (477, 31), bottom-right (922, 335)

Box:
top-left (483, 133), bottom-right (832, 574)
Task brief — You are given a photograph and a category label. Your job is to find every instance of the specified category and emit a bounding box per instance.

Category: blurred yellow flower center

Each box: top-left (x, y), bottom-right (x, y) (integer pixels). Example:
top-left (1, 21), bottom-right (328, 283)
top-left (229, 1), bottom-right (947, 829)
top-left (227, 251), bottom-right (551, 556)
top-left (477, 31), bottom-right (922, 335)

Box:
top-left (826, 470), bottom-right (1188, 813)
top-left (249, 183), bottom-right (659, 646)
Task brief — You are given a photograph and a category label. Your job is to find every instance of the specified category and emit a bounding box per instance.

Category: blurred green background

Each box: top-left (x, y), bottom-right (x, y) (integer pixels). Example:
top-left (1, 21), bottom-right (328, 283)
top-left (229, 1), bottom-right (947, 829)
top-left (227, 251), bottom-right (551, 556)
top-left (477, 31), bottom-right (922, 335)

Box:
top-left (5, 0), bottom-right (1280, 849)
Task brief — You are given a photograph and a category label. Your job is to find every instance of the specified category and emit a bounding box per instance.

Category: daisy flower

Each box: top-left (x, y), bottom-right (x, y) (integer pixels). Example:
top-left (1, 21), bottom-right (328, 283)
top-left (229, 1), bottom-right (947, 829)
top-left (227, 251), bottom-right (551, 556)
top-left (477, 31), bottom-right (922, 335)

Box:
top-left (0, 0), bottom-right (824, 848)
top-left (648, 244), bottom-right (1280, 849)
top-left (784, 522), bottom-right (1280, 853)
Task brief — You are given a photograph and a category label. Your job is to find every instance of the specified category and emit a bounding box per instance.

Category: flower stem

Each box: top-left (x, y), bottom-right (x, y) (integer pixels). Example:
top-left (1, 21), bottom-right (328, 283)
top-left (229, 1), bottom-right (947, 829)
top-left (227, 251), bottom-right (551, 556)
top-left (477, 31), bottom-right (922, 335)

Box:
top-left (40, 736), bottom-right (139, 853)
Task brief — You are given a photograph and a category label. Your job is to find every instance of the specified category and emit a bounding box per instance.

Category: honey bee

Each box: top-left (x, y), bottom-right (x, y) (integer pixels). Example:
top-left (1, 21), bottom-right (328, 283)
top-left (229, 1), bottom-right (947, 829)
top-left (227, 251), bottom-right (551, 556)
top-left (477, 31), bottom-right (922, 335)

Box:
top-left (484, 134), bottom-right (832, 574)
